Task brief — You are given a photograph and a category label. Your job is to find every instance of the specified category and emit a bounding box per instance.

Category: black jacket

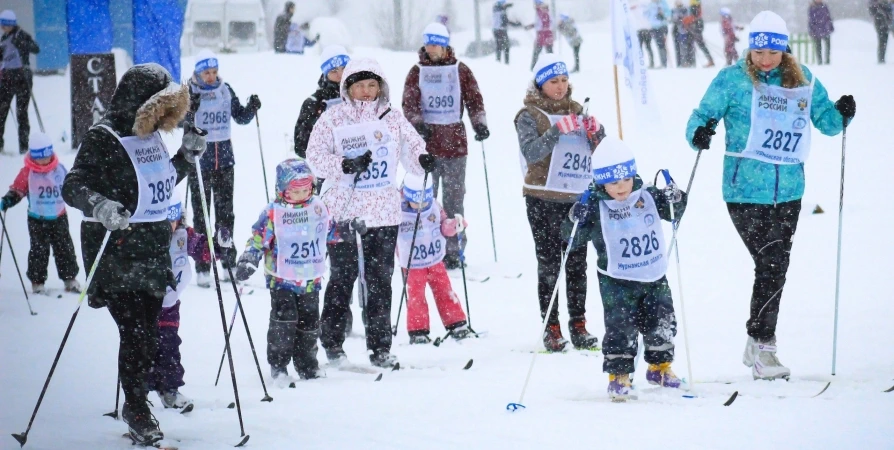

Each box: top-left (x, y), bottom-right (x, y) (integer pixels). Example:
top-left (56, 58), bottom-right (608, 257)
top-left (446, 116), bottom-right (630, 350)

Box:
top-left (293, 75), bottom-right (340, 157)
top-left (274, 11), bottom-right (293, 53)
top-left (0, 26), bottom-right (40, 70)
top-left (63, 64), bottom-right (192, 296)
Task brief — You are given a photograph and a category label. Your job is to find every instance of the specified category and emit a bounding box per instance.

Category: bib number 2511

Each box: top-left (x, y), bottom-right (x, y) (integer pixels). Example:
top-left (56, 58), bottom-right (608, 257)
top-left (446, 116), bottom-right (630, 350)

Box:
top-left (620, 231), bottom-right (659, 258)
top-left (148, 175), bottom-right (177, 205)
top-left (761, 129), bottom-right (802, 153)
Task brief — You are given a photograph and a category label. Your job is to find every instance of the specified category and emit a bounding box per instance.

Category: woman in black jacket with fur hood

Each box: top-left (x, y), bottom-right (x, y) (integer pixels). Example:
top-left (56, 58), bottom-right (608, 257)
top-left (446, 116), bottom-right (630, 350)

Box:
top-left (62, 63), bottom-right (206, 445)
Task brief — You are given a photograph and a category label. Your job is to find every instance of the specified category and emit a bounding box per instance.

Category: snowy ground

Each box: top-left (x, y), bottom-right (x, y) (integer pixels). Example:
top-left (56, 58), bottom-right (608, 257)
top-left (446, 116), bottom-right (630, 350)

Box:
top-left (2, 18), bottom-right (893, 450)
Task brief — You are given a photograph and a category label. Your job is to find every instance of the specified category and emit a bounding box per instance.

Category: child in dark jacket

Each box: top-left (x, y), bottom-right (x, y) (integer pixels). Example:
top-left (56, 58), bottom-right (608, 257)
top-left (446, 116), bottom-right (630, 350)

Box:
top-left (566, 137), bottom-right (687, 402)
top-left (0, 133), bottom-right (80, 293)
top-left (235, 159), bottom-right (330, 383)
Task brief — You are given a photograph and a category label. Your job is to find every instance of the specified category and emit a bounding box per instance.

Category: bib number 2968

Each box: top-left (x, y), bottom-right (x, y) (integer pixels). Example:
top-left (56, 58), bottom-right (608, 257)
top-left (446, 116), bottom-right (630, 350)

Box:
top-left (620, 231), bottom-right (659, 258)
top-left (761, 129), bottom-right (802, 153)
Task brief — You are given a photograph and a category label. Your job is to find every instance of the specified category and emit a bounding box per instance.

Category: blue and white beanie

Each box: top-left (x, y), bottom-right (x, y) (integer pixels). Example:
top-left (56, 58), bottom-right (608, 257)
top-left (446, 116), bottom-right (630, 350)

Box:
top-left (0, 10), bottom-right (16, 27)
top-left (591, 137), bottom-right (637, 185)
top-left (423, 23), bottom-right (450, 47)
top-left (320, 45), bottom-right (350, 74)
top-left (402, 173), bottom-right (434, 208)
top-left (194, 49), bottom-right (219, 74)
top-left (533, 53), bottom-right (569, 88)
top-left (748, 11), bottom-right (789, 52)
top-left (28, 132), bottom-right (54, 159)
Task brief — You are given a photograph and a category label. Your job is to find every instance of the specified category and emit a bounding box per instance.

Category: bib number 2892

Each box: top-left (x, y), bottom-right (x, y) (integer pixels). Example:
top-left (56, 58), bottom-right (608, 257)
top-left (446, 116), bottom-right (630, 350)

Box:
top-left (148, 175), bottom-right (177, 205)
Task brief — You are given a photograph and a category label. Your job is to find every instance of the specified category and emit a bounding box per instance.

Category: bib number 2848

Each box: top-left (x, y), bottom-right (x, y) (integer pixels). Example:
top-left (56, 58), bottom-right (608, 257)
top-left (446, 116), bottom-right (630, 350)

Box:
top-left (762, 129), bottom-right (802, 153)
top-left (620, 231), bottom-right (659, 258)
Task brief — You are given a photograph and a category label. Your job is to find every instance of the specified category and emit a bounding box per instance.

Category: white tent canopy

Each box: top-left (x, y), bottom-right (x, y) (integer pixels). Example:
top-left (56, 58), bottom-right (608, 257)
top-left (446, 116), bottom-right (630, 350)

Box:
top-left (181, 0), bottom-right (268, 56)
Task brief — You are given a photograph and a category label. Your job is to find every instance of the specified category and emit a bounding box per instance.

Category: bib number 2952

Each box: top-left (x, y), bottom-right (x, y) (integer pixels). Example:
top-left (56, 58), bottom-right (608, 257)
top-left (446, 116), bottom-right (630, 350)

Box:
top-left (620, 231), bottom-right (659, 258)
top-left (148, 175), bottom-right (177, 205)
top-left (761, 129), bottom-right (802, 153)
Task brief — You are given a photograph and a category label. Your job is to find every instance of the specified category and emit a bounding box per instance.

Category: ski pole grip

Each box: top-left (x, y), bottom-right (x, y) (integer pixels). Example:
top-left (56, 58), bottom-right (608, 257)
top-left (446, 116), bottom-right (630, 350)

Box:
top-left (661, 169), bottom-right (673, 186)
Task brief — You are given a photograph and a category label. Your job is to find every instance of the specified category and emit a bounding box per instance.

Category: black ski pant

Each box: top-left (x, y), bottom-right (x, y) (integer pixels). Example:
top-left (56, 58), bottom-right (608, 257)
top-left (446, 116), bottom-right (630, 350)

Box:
top-left (875, 23), bottom-right (889, 63)
top-left (494, 29), bottom-right (511, 64)
top-left (571, 43), bottom-right (581, 72)
top-left (267, 288), bottom-right (320, 372)
top-left (813, 36), bottom-right (831, 64)
top-left (525, 196), bottom-right (587, 326)
top-left (727, 200), bottom-right (802, 341)
top-left (530, 44), bottom-right (554, 71)
top-left (650, 26), bottom-right (669, 67)
top-left (188, 165), bottom-right (236, 271)
top-left (27, 215), bottom-right (79, 284)
top-left (321, 225), bottom-right (398, 355)
top-left (691, 30), bottom-right (714, 65)
top-left (638, 29), bottom-right (654, 67)
top-left (105, 289), bottom-right (164, 408)
top-left (431, 156), bottom-right (466, 262)
top-left (0, 68), bottom-right (32, 153)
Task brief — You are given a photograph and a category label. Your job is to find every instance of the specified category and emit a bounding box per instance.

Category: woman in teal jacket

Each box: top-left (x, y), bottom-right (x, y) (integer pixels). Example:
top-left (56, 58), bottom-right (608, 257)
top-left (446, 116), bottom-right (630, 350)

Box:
top-left (685, 10), bottom-right (855, 381)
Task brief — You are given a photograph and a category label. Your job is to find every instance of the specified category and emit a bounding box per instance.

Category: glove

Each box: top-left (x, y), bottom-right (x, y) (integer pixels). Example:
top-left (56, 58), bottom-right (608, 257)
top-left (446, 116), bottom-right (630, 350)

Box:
top-left (247, 94), bottom-right (262, 112)
top-left (473, 124), bottom-right (490, 141)
top-left (835, 95), bottom-right (855, 120)
top-left (582, 116), bottom-right (604, 141)
top-left (341, 150), bottom-right (373, 174)
top-left (568, 201), bottom-right (588, 223)
top-left (419, 154), bottom-right (437, 173)
top-left (216, 227), bottom-right (233, 248)
top-left (92, 198), bottom-right (131, 231)
top-left (663, 183), bottom-right (683, 204)
top-left (350, 218), bottom-right (368, 236)
top-left (691, 121), bottom-right (717, 150)
top-left (453, 214), bottom-right (466, 234)
top-left (556, 114), bottom-right (581, 134)
top-left (181, 127), bottom-right (207, 164)
top-left (234, 260), bottom-right (256, 282)
top-left (414, 123), bottom-right (433, 140)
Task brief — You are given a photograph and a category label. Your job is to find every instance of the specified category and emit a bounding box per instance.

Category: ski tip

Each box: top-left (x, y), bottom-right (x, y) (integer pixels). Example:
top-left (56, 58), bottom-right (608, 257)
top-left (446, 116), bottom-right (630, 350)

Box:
top-left (180, 404), bottom-right (194, 414)
top-left (392, 363), bottom-right (401, 371)
top-left (506, 402), bottom-right (526, 412)
top-left (463, 359), bottom-right (474, 370)
top-left (812, 381), bottom-right (832, 398)
top-left (235, 434), bottom-right (250, 447)
top-left (227, 402), bottom-right (235, 409)
top-left (480, 277), bottom-right (491, 282)
top-left (884, 384), bottom-right (894, 393)
top-left (723, 391), bottom-right (739, 406)
top-left (11, 432), bottom-right (27, 447)
top-left (433, 337), bottom-right (442, 347)
top-left (374, 373), bottom-right (383, 382)
top-left (56, 294), bottom-right (62, 299)
top-left (102, 411), bottom-right (119, 420)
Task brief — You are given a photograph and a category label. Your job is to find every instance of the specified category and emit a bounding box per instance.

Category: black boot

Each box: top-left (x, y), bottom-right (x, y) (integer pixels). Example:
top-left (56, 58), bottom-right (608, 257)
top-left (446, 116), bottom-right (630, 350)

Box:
top-left (369, 350), bottom-right (398, 368)
top-left (408, 330), bottom-right (432, 345)
top-left (294, 329), bottom-right (324, 380)
top-left (122, 401), bottom-right (163, 445)
top-left (569, 317), bottom-right (600, 350)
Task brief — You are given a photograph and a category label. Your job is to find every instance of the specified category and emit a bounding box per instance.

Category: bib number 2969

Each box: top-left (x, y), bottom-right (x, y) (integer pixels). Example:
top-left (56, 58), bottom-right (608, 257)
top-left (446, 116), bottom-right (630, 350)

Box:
top-left (148, 175), bottom-right (177, 205)
top-left (761, 129), bottom-right (802, 153)
top-left (620, 231), bottom-right (659, 258)
top-left (427, 95), bottom-right (454, 109)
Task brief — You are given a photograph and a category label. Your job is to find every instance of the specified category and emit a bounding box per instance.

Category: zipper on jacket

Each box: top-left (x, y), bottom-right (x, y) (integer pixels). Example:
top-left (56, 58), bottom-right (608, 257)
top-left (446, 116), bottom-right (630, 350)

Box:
top-left (774, 165), bottom-right (779, 206)
top-left (731, 158), bottom-right (742, 184)
top-left (215, 142), bottom-right (219, 170)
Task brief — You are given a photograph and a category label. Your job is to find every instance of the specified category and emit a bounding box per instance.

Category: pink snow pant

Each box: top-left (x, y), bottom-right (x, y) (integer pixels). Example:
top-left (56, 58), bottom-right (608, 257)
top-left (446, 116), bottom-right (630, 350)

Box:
top-left (405, 262), bottom-right (467, 334)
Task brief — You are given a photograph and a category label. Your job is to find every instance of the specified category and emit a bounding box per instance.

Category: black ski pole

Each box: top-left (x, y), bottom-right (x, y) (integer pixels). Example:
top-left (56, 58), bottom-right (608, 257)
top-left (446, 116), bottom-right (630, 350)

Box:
top-left (195, 134), bottom-right (250, 447)
top-left (255, 115), bottom-right (270, 203)
top-left (0, 211), bottom-right (37, 315)
top-left (392, 171), bottom-right (429, 336)
top-left (12, 231), bottom-right (111, 448)
top-left (214, 302), bottom-right (240, 387)
top-left (103, 377), bottom-right (121, 419)
top-left (30, 94), bottom-right (45, 134)
top-left (480, 142), bottom-right (498, 262)
top-left (225, 268), bottom-right (273, 402)
top-left (456, 231), bottom-right (476, 335)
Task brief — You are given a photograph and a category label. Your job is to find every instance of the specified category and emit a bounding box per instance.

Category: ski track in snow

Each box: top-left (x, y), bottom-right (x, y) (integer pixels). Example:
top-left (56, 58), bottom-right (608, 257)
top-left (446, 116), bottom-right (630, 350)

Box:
top-left (1, 18), bottom-right (893, 450)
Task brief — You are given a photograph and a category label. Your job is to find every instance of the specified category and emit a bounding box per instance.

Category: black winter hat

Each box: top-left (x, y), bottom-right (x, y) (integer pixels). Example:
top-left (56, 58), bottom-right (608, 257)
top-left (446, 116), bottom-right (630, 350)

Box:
top-left (344, 71), bottom-right (383, 90)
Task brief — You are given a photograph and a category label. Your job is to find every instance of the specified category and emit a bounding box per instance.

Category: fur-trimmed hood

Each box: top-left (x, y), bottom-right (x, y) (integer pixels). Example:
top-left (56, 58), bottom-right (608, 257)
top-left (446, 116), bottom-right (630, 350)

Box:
top-left (339, 57), bottom-right (391, 108)
top-left (103, 63), bottom-right (189, 138)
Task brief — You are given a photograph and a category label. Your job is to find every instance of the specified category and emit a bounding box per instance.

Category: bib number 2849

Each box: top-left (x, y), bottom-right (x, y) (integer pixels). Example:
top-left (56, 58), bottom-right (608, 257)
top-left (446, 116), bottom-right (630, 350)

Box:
top-left (412, 241), bottom-right (442, 260)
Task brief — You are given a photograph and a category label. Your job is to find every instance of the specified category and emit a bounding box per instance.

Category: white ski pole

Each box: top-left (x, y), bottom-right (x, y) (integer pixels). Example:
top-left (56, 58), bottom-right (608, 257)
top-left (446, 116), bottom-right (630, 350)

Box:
top-left (661, 169), bottom-right (693, 389)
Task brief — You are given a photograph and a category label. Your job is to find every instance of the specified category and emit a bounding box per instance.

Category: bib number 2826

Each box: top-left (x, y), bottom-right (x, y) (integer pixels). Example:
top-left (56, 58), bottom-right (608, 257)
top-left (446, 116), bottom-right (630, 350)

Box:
top-left (620, 231), bottom-right (659, 258)
top-left (761, 128), bottom-right (802, 153)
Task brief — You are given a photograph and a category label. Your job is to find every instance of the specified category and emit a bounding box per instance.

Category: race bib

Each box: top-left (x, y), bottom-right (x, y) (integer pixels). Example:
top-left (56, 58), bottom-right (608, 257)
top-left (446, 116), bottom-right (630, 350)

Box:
top-left (27, 165), bottom-right (67, 218)
top-left (520, 109), bottom-right (592, 194)
top-left (418, 64), bottom-right (462, 125)
top-left (396, 201), bottom-right (446, 269)
top-left (333, 120), bottom-right (398, 191)
top-left (599, 189), bottom-right (667, 282)
top-left (164, 227), bottom-right (193, 308)
top-left (194, 83), bottom-right (232, 142)
top-left (740, 78), bottom-right (814, 165)
top-left (272, 198), bottom-right (329, 281)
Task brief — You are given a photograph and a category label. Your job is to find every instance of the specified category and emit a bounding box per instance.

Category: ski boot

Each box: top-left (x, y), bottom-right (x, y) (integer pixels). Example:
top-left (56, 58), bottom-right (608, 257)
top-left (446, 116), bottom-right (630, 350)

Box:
top-left (568, 317), bottom-right (599, 350)
top-left (743, 336), bottom-right (790, 380)
top-left (196, 272), bottom-right (211, 288)
top-left (607, 373), bottom-right (634, 402)
top-left (122, 402), bottom-right (164, 445)
top-left (296, 364), bottom-right (326, 380)
top-left (646, 362), bottom-right (683, 388)
top-left (63, 279), bottom-right (81, 293)
top-left (369, 350), bottom-right (398, 369)
top-left (158, 390), bottom-right (193, 409)
top-left (31, 283), bottom-right (46, 294)
top-left (450, 324), bottom-right (473, 341)
top-left (409, 333), bottom-right (432, 345)
top-left (325, 346), bottom-right (348, 367)
top-left (542, 323), bottom-right (570, 353)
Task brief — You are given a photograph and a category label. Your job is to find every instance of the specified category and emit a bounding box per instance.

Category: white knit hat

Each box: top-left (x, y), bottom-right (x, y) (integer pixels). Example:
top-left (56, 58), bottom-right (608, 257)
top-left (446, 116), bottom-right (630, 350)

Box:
top-left (748, 11), bottom-right (789, 51)
top-left (0, 10), bottom-right (16, 27)
top-left (194, 49), bottom-right (219, 74)
top-left (29, 132), bottom-right (54, 159)
top-left (320, 45), bottom-right (350, 74)
top-left (423, 23), bottom-right (450, 47)
top-left (402, 173), bottom-right (434, 204)
top-left (591, 136), bottom-right (637, 185)
top-left (719, 7), bottom-right (731, 17)
top-left (533, 53), bottom-right (569, 87)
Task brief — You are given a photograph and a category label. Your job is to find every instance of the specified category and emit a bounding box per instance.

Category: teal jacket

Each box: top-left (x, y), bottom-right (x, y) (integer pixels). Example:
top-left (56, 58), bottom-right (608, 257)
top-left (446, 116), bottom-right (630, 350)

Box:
top-left (685, 59), bottom-right (849, 205)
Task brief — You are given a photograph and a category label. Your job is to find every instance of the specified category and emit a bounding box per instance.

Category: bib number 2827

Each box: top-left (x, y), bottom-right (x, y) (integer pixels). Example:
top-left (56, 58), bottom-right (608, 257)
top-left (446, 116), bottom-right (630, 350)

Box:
top-left (148, 175), bottom-right (177, 205)
top-left (620, 231), bottom-right (659, 258)
top-left (761, 129), bottom-right (802, 153)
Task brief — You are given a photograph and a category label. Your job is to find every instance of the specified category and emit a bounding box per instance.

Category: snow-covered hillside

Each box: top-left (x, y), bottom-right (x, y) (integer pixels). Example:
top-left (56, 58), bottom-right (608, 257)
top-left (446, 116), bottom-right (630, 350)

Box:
top-left (1, 17), bottom-right (893, 450)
